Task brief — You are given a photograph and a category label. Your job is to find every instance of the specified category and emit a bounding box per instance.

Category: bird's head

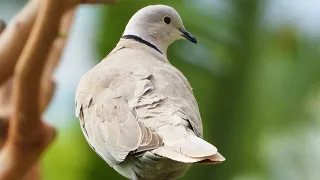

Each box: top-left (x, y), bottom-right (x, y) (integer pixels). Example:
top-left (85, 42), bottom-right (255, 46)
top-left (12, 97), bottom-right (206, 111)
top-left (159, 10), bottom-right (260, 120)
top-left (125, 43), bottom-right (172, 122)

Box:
top-left (123, 5), bottom-right (197, 54)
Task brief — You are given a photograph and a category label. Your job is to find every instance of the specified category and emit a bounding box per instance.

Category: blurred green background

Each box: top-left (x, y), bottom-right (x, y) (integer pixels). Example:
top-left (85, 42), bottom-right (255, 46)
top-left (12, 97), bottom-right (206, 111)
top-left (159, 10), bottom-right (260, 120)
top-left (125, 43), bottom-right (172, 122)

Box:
top-left (1, 0), bottom-right (320, 180)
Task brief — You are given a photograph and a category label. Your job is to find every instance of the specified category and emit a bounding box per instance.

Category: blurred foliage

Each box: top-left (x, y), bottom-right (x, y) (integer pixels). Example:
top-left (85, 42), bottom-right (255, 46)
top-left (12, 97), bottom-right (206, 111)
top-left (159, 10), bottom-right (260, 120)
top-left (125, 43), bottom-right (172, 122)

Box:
top-left (42, 0), bottom-right (320, 180)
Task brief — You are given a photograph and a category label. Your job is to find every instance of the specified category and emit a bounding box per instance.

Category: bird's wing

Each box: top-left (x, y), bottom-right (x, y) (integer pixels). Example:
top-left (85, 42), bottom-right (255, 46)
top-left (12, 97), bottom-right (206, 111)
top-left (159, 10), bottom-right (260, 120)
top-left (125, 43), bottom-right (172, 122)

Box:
top-left (75, 58), bottom-right (163, 167)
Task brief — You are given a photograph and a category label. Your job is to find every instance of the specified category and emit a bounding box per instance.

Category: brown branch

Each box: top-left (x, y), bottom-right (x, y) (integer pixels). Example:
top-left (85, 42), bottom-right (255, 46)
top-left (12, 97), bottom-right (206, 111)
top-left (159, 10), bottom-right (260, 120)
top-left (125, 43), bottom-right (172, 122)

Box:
top-left (0, 0), bottom-right (40, 85)
top-left (0, 8), bottom-right (76, 142)
top-left (21, 9), bottom-right (76, 180)
top-left (64, 0), bottom-right (118, 9)
top-left (0, 19), bottom-right (10, 147)
top-left (0, 79), bottom-right (12, 149)
top-left (0, 9), bottom-right (76, 180)
top-left (0, 0), bottom-right (62, 175)
top-left (0, 118), bottom-right (8, 149)
top-left (0, 0), bottom-right (117, 179)
top-left (40, 8), bottom-right (76, 113)
top-left (0, 0), bottom-right (68, 176)
top-left (0, 20), bottom-right (8, 149)
top-left (22, 163), bottom-right (41, 180)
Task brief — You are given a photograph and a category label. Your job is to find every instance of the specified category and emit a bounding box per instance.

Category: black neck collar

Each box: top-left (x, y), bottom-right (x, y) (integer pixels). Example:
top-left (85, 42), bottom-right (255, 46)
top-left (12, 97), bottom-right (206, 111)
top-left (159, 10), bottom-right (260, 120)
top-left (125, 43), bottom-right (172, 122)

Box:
top-left (121, 35), bottom-right (163, 54)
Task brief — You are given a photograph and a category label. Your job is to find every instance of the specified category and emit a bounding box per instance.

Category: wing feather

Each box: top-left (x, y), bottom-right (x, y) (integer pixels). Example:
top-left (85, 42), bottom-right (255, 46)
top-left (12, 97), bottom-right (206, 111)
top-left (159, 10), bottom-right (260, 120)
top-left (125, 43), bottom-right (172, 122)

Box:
top-left (75, 67), bottom-right (162, 166)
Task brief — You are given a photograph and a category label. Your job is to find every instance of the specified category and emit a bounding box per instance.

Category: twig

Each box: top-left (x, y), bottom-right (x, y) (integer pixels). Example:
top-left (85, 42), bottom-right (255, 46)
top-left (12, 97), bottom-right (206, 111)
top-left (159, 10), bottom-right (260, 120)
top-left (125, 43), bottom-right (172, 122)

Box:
top-left (0, 0), bottom-right (40, 85)
top-left (40, 8), bottom-right (76, 112)
top-left (0, 79), bottom-right (11, 149)
top-left (0, 21), bottom-right (10, 150)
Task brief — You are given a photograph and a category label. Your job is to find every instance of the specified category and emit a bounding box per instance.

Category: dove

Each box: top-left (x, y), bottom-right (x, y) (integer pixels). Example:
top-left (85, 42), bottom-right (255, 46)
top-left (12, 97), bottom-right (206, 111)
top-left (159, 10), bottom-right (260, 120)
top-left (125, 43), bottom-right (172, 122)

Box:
top-left (75, 4), bottom-right (225, 180)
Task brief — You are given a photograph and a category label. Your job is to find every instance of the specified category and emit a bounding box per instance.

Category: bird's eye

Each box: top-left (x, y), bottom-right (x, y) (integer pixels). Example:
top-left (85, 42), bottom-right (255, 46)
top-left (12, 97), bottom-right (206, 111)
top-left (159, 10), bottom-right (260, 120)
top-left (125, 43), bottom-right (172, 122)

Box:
top-left (163, 16), bottom-right (171, 24)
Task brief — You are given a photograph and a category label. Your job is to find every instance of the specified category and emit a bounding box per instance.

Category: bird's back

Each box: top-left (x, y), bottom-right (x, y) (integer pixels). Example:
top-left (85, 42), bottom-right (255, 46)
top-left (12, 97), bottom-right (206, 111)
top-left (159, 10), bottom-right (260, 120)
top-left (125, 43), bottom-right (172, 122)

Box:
top-left (75, 39), bottom-right (222, 180)
top-left (76, 39), bottom-right (203, 137)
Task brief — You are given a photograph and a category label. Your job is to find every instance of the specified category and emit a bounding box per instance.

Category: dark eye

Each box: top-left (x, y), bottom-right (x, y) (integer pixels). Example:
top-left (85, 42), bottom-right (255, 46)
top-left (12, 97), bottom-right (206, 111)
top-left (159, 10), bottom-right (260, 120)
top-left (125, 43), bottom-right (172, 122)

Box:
top-left (163, 16), bottom-right (171, 24)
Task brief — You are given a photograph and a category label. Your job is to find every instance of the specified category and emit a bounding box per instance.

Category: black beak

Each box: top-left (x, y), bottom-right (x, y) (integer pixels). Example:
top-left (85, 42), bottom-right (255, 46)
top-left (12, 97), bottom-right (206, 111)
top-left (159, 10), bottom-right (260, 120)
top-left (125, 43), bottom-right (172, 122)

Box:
top-left (179, 28), bottom-right (197, 44)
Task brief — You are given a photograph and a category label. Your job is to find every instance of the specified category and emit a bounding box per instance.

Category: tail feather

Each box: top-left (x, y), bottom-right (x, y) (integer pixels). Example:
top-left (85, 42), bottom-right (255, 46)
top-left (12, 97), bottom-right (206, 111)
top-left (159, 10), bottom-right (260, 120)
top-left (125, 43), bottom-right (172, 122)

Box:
top-left (153, 145), bottom-right (200, 163)
top-left (153, 145), bottom-right (225, 164)
top-left (155, 125), bottom-right (225, 164)
top-left (172, 135), bottom-right (217, 158)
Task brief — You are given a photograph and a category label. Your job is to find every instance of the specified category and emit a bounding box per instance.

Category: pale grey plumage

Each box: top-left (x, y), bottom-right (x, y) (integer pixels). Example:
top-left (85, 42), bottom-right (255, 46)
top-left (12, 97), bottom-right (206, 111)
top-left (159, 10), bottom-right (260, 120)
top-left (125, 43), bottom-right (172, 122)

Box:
top-left (75, 4), bottom-right (224, 180)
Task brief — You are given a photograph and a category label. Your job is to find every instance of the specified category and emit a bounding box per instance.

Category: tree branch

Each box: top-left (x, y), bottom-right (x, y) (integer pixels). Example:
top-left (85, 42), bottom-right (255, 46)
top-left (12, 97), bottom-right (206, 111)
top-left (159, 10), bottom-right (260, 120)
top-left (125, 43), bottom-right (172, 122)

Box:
top-left (0, 0), bottom-right (117, 179)
top-left (0, 0), bottom-right (40, 85)
top-left (0, 8), bottom-right (75, 180)
top-left (40, 8), bottom-right (76, 113)
top-left (0, 0), bottom-right (62, 176)
top-left (0, 8), bottom-right (76, 143)
top-left (0, 21), bottom-right (9, 149)
top-left (0, 79), bottom-right (11, 149)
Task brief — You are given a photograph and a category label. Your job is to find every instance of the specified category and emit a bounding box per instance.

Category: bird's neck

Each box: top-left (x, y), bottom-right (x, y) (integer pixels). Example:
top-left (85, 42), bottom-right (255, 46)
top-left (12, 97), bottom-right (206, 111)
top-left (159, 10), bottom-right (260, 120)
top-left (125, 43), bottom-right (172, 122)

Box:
top-left (123, 29), bottom-right (169, 55)
top-left (116, 38), bottom-right (170, 64)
